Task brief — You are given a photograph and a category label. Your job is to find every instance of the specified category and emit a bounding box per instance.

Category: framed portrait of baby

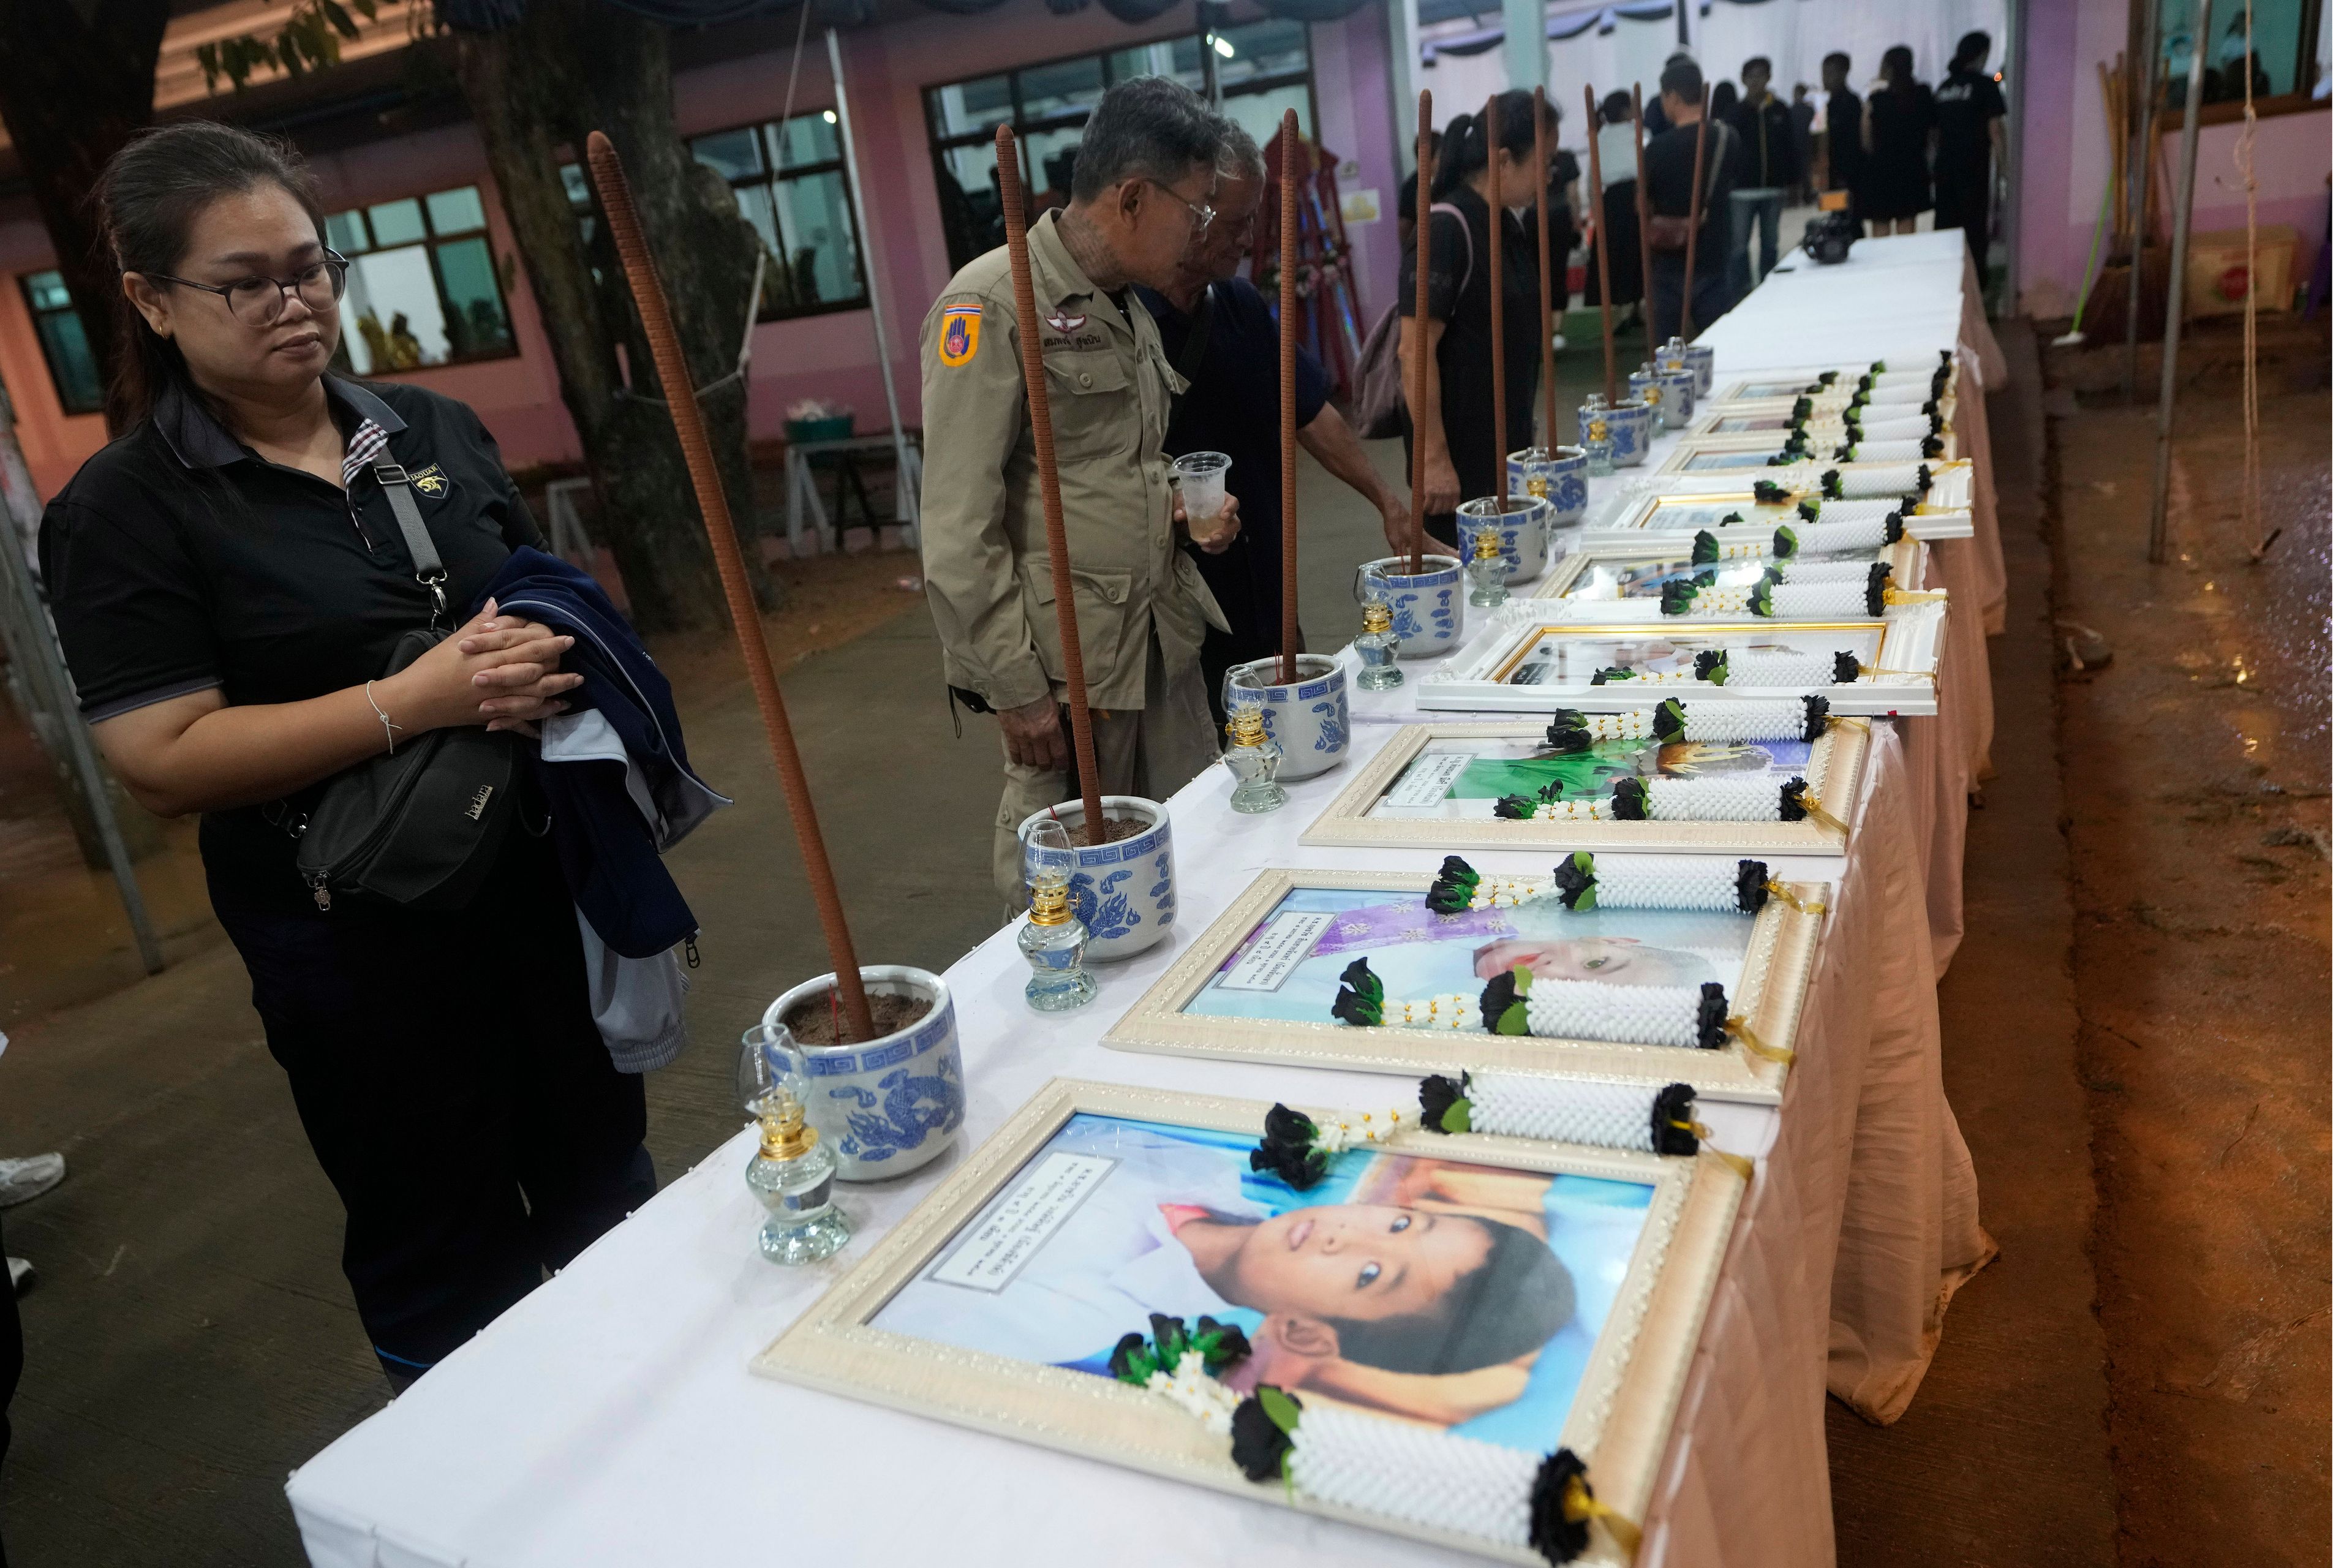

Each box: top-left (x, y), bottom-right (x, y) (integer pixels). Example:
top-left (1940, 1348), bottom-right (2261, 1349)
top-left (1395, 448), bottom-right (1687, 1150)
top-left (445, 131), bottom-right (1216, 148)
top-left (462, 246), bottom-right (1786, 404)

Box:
top-left (1299, 718), bottom-right (1866, 855)
top-left (1531, 538), bottom-right (1925, 606)
top-left (1102, 867), bottom-right (1820, 1100)
top-left (755, 1080), bottom-right (1746, 1565)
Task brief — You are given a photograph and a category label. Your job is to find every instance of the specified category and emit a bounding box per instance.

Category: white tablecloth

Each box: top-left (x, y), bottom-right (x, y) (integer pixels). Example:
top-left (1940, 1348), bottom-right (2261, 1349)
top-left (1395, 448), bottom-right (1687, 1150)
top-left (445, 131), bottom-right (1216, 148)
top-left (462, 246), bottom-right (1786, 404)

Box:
top-left (285, 225), bottom-right (1997, 1568)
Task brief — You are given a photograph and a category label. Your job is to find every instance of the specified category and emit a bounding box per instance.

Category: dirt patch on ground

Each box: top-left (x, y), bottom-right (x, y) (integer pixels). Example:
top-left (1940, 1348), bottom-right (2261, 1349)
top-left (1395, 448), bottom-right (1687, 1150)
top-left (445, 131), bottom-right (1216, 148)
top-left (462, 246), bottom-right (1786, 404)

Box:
top-left (652, 546), bottom-right (927, 714)
top-left (2045, 317), bottom-right (2331, 1566)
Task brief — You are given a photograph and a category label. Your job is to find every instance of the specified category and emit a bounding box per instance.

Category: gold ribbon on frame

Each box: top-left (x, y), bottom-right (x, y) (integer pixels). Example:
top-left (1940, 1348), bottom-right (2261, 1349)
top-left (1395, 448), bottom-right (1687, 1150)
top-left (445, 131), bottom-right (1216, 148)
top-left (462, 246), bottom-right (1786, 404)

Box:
top-left (1726, 1014), bottom-right (1795, 1066)
top-left (1881, 587), bottom-right (1947, 606)
top-left (1796, 788), bottom-right (1849, 835)
top-left (1669, 1116), bottom-right (1757, 1182)
top-left (1766, 878), bottom-right (1830, 917)
top-left (1559, 1472), bottom-right (1644, 1559)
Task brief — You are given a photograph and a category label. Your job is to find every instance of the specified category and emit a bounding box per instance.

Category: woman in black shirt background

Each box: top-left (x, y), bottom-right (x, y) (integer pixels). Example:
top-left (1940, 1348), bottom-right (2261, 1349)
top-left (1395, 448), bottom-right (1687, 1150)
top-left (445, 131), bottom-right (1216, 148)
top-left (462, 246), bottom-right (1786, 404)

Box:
top-left (1395, 89), bottom-right (1562, 546)
top-left (1934, 31), bottom-right (2010, 282)
top-left (39, 123), bottom-right (657, 1387)
top-left (1859, 45), bottom-right (1938, 236)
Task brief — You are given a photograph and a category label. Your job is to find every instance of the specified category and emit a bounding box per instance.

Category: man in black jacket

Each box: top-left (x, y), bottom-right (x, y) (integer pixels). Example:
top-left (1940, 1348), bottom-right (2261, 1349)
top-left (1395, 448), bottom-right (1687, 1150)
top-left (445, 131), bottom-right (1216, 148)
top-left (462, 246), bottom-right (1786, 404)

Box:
top-left (1820, 51), bottom-right (1864, 195)
top-left (1725, 55), bottom-right (1800, 298)
top-left (1646, 58), bottom-right (1743, 337)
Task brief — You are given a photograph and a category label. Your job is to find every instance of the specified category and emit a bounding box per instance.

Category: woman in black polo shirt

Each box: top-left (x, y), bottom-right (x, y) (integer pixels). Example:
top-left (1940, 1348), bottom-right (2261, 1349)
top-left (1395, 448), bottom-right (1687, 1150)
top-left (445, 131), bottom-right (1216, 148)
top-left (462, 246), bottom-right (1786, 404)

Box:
top-left (39, 122), bottom-right (657, 1387)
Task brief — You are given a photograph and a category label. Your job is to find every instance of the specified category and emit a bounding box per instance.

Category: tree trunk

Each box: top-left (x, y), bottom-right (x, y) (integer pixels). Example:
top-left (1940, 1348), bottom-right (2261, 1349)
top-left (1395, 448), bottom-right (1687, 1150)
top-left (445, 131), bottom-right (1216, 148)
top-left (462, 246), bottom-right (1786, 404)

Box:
top-left (0, 0), bottom-right (170, 435)
top-left (452, 0), bottom-right (774, 633)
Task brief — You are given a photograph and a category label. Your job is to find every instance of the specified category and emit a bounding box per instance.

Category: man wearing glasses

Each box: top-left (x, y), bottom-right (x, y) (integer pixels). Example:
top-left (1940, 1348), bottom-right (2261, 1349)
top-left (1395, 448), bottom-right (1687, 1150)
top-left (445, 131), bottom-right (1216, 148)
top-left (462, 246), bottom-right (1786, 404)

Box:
top-left (921, 77), bottom-right (1243, 912)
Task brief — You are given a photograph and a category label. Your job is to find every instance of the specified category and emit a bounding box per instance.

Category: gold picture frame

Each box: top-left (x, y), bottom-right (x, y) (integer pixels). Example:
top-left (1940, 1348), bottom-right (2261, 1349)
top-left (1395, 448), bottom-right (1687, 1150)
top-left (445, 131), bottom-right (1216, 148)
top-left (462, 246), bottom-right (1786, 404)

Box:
top-left (1533, 536), bottom-right (1925, 599)
top-left (756, 1078), bottom-right (1747, 1566)
top-left (1101, 868), bottom-right (1823, 1101)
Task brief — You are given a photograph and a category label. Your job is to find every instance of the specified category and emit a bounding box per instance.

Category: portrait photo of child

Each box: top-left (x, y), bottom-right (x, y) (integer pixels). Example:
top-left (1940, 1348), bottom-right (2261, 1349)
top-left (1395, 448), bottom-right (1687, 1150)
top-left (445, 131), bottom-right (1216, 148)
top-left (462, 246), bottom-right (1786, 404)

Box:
top-left (1367, 733), bottom-right (1810, 821)
top-left (869, 1113), bottom-right (1654, 1452)
top-left (1175, 886), bottom-right (1752, 1028)
top-left (1496, 625), bottom-right (1868, 689)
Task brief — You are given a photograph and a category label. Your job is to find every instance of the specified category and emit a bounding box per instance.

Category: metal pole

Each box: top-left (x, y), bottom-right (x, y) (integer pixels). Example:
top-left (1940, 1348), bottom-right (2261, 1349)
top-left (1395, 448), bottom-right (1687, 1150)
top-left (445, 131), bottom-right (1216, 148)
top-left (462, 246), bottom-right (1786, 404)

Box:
top-left (2146, 0), bottom-right (2213, 563)
top-left (1997, 0), bottom-right (2029, 317)
top-left (1387, 0), bottom-right (1419, 181)
top-left (0, 379), bottom-right (164, 975)
top-left (2122, 0), bottom-right (2165, 401)
top-left (826, 28), bottom-right (918, 529)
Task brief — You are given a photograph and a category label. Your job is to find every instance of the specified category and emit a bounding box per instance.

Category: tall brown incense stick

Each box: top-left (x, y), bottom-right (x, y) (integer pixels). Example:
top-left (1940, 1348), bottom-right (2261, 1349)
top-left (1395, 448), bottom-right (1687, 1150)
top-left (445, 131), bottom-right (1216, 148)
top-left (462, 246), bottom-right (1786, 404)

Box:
top-left (1629, 85), bottom-right (1657, 361)
top-left (1485, 94), bottom-right (1506, 503)
top-left (1681, 87), bottom-right (1709, 342)
top-left (1581, 85), bottom-right (1617, 403)
top-left (991, 125), bottom-right (1106, 848)
top-left (1278, 110), bottom-right (1300, 685)
top-left (584, 131), bottom-right (874, 1042)
top-left (1407, 90), bottom-right (1433, 575)
top-left (1533, 86), bottom-right (1556, 454)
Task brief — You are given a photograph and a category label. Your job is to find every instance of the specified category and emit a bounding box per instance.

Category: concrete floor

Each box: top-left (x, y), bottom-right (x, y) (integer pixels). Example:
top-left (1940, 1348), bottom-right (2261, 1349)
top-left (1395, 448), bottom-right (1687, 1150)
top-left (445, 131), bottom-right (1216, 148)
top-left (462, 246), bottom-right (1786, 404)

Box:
top-left (0, 307), bottom-right (2328, 1563)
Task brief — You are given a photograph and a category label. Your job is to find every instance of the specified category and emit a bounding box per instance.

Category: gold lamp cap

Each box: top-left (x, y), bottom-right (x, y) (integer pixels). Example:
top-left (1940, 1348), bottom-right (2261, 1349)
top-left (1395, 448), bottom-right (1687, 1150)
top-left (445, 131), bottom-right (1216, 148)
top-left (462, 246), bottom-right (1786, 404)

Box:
top-left (1227, 703), bottom-right (1271, 747)
top-left (1028, 877), bottom-right (1075, 926)
top-left (1472, 526), bottom-right (1502, 559)
top-left (1361, 600), bottom-right (1394, 633)
top-left (756, 1088), bottom-right (818, 1161)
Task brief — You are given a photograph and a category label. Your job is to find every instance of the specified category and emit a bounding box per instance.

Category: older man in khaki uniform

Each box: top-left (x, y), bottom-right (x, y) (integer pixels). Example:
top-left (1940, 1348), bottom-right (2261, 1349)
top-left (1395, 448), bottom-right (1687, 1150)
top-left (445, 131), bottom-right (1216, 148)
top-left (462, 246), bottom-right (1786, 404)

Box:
top-left (921, 78), bottom-right (1242, 910)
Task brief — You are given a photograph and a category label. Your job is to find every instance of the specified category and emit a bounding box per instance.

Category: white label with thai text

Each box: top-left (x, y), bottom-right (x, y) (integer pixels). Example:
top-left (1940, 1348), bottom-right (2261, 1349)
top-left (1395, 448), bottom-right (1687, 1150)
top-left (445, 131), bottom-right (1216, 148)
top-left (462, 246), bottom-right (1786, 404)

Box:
top-left (925, 1152), bottom-right (1116, 1292)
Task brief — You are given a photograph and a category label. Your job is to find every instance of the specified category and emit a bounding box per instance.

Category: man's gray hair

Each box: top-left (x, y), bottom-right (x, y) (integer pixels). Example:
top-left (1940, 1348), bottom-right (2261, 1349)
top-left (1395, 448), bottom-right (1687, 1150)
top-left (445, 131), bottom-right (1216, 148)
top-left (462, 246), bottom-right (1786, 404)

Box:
top-left (1069, 77), bottom-right (1225, 203)
top-left (1215, 117), bottom-right (1265, 187)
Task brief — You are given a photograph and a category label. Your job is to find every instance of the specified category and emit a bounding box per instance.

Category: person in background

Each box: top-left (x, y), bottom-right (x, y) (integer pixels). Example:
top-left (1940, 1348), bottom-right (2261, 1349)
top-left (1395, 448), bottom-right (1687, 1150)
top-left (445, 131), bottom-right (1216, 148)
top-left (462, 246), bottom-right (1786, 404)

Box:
top-left (1709, 79), bottom-right (1740, 125)
top-left (1859, 45), bottom-right (1937, 236)
top-left (1139, 118), bottom-right (1428, 719)
top-left (1394, 89), bottom-right (1561, 547)
top-left (41, 123), bottom-right (652, 1390)
top-left (1820, 51), bottom-right (1864, 196)
top-left (0, 1153), bottom-right (60, 1298)
top-left (1641, 55), bottom-right (1693, 137)
top-left (1583, 91), bottom-right (1643, 326)
top-left (1932, 30), bottom-right (2009, 282)
top-left (1788, 80), bottom-right (1817, 205)
top-left (1645, 58), bottom-right (1743, 337)
top-left (1724, 56), bottom-right (1800, 298)
top-left (919, 78), bottom-right (1242, 912)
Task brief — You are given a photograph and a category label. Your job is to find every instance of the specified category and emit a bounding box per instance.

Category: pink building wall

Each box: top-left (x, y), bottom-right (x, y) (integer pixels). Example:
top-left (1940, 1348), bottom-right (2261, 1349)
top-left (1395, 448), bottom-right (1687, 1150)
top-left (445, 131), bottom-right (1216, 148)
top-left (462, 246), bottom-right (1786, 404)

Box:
top-left (2013, 0), bottom-right (2331, 322)
top-left (0, 4), bottom-right (1401, 499)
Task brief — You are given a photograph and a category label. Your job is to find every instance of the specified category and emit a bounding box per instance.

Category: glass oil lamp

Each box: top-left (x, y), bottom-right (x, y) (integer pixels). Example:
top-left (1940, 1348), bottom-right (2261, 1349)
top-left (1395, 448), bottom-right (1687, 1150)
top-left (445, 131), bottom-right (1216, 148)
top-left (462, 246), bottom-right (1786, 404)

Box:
top-left (1016, 815), bottom-right (1096, 1012)
top-left (738, 1026), bottom-right (851, 1265)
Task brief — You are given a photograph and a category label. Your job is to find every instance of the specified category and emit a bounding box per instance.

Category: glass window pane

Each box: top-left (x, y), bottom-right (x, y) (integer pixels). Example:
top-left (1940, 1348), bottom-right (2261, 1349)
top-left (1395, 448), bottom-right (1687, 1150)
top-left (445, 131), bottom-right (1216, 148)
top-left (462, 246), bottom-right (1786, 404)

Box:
top-left (930, 75), bottom-right (1012, 139)
top-left (767, 113), bottom-right (841, 170)
top-left (1217, 17), bottom-right (1310, 85)
top-left (560, 163), bottom-right (590, 209)
top-left (935, 141), bottom-right (1007, 270)
top-left (1221, 83), bottom-right (1314, 153)
top-left (1016, 57), bottom-right (1107, 122)
top-left (728, 184), bottom-right (788, 315)
top-left (771, 170), bottom-right (865, 309)
top-left (424, 186), bottom-right (486, 236)
top-left (31, 308), bottom-right (103, 415)
top-left (339, 245), bottom-right (448, 373)
top-left (432, 236), bottom-right (513, 360)
top-left (690, 126), bottom-right (767, 181)
top-left (1022, 126), bottom-right (1087, 206)
top-left (366, 198), bottom-right (426, 248)
top-left (24, 270), bottom-right (70, 312)
top-left (1110, 37), bottom-right (1204, 91)
top-left (2160, 0), bottom-right (2296, 100)
top-left (325, 210), bottom-right (370, 254)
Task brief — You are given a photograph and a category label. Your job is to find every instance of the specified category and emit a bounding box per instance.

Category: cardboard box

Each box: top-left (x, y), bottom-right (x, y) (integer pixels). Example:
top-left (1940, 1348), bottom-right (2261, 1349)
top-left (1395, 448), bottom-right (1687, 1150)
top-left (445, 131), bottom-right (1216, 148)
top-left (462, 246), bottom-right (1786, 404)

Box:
top-left (2184, 224), bottom-right (2298, 317)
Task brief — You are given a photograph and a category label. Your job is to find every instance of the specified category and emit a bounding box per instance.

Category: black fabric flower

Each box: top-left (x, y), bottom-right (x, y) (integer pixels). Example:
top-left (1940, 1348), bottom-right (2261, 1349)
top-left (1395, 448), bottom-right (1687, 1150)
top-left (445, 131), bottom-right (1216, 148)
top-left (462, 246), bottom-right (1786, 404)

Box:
top-left (1230, 1387), bottom-right (1299, 1483)
top-left (1545, 709), bottom-right (1593, 752)
top-left (1866, 560), bottom-right (1893, 617)
top-left (1554, 851), bottom-right (1599, 911)
top-left (1772, 524), bottom-right (1800, 558)
top-left (1659, 581), bottom-right (1699, 616)
top-left (1822, 467), bottom-right (1846, 498)
top-left (1833, 650), bottom-right (1862, 684)
top-left (1499, 780), bottom-right (1566, 820)
top-left (1802, 695), bottom-right (1830, 741)
top-left (1591, 665), bottom-right (1635, 685)
top-left (1426, 854), bottom-right (1483, 914)
top-left (1745, 581), bottom-right (1773, 617)
top-left (1795, 498), bottom-right (1822, 521)
top-left (1896, 494), bottom-right (1919, 516)
top-left (1754, 481), bottom-right (1795, 505)
top-left (1652, 1083), bottom-right (1700, 1156)
top-left (1690, 530), bottom-right (1721, 565)
top-left (1779, 777), bottom-right (1811, 821)
top-left (1191, 1316), bottom-right (1250, 1374)
top-left (1611, 777), bottom-right (1649, 821)
top-left (1695, 648), bottom-right (1729, 685)
top-left (1696, 981), bottom-right (1730, 1048)
top-left (1479, 970), bottom-right (1528, 1035)
top-left (1528, 1447), bottom-right (1597, 1565)
top-left (1921, 434), bottom-right (1945, 458)
top-left (1250, 1103), bottom-right (1327, 1192)
top-left (1109, 1330), bottom-right (1155, 1384)
top-left (1419, 1072), bottom-right (1472, 1133)
top-left (1332, 957), bottom-right (1385, 1026)
top-left (1914, 462), bottom-right (1933, 491)
top-left (1652, 699), bottom-right (1687, 742)
top-left (1734, 859), bottom-right (1770, 914)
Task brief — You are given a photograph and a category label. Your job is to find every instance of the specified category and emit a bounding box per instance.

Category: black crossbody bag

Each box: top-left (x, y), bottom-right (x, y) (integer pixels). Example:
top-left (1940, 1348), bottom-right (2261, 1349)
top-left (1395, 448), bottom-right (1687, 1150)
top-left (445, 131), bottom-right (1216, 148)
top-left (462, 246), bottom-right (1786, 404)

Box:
top-left (287, 459), bottom-right (524, 911)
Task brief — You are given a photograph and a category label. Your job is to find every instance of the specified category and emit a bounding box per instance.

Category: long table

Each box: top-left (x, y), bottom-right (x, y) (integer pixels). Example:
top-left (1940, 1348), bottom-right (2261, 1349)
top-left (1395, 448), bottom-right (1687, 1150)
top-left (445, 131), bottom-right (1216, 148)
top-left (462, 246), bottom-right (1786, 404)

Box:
top-left (287, 233), bottom-right (1996, 1568)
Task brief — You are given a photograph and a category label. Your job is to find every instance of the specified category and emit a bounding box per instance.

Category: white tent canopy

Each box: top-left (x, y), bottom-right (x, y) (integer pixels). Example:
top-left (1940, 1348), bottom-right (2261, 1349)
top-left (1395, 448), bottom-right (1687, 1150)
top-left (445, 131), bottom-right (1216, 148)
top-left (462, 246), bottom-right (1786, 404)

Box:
top-left (1417, 0), bottom-right (2010, 130)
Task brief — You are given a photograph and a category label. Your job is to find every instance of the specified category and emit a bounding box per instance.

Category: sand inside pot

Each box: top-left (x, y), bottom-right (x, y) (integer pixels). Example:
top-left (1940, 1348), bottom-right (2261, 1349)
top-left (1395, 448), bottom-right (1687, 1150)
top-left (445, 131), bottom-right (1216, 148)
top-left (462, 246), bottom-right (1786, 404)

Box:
top-left (785, 988), bottom-right (932, 1047)
top-left (1072, 815), bottom-right (1150, 846)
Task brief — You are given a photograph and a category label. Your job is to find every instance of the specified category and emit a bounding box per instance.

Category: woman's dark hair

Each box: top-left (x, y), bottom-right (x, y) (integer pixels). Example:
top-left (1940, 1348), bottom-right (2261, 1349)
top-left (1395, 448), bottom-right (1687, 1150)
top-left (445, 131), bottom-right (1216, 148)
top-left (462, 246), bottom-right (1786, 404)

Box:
top-left (1599, 89), bottom-right (1633, 123)
top-left (1709, 80), bottom-right (1740, 120)
top-left (1880, 45), bottom-right (1917, 87)
top-left (1433, 90), bottom-right (1561, 198)
top-left (1659, 58), bottom-right (1708, 107)
top-left (1949, 31), bottom-right (1992, 75)
top-left (94, 121), bottom-right (328, 430)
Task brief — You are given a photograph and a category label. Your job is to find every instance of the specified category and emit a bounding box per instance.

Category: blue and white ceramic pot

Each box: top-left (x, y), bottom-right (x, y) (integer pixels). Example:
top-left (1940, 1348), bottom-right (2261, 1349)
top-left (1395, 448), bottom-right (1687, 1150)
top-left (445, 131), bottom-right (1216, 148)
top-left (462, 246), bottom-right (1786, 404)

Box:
top-left (1014, 794), bottom-right (1175, 962)
top-left (1507, 444), bottom-right (1589, 528)
top-left (1227, 655), bottom-right (1349, 781)
top-left (1600, 401), bottom-right (1653, 468)
top-left (1659, 368), bottom-right (1698, 428)
top-left (1685, 343), bottom-right (1715, 398)
top-left (1455, 494), bottom-right (1550, 585)
top-left (766, 965), bottom-right (963, 1182)
top-left (1363, 553), bottom-right (1463, 659)
top-left (1626, 369), bottom-right (1667, 435)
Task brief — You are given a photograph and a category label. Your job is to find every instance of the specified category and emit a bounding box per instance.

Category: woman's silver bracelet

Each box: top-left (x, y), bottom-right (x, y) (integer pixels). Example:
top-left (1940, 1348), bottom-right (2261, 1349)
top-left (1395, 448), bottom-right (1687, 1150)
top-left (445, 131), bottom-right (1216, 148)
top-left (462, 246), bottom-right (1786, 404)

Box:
top-left (364, 679), bottom-right (403, 755)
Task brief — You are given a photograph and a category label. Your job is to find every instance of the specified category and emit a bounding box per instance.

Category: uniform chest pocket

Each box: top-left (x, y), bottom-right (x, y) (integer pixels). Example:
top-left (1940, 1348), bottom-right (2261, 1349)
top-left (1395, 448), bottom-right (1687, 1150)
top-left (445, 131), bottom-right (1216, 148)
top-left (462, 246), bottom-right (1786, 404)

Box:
top-left (1039, 351), bottom-right (1136, 461)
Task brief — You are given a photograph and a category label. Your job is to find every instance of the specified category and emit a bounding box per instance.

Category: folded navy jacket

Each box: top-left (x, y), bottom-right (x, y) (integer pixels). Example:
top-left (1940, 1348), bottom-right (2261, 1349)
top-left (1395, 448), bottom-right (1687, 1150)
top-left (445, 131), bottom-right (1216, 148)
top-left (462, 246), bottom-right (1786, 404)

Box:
top-left (475, 548), bottom-right (727, 959)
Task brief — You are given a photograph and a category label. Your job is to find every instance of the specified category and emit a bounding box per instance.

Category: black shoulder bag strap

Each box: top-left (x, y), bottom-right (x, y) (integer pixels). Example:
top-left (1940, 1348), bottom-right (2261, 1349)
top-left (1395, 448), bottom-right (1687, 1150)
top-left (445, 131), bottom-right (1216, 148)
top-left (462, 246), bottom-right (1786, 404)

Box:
top-left (1166, 282), bottom-right (1216, 426)
top-left (371, 459), bottom-right (450, 626)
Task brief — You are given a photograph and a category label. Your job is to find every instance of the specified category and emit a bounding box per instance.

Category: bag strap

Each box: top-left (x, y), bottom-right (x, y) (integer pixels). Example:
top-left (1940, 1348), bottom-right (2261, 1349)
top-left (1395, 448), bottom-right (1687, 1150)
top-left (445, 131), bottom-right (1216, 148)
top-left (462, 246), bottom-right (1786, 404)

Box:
top-left (1427, 202), bottom-right (1476, 323)
top-left (371, 459), bottom-right (450, 624)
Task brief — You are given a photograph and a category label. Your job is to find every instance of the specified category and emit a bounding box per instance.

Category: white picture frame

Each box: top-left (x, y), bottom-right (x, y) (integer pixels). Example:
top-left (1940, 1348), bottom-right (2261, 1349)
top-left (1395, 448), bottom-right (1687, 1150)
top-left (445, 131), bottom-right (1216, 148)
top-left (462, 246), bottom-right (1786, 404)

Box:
top-left (1532, 537), bottom-right (1927, 601)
